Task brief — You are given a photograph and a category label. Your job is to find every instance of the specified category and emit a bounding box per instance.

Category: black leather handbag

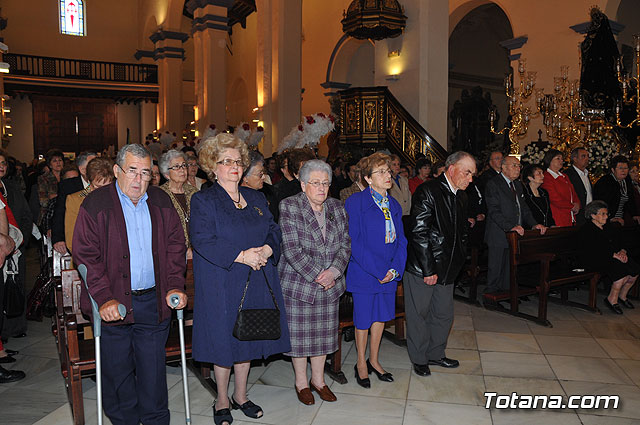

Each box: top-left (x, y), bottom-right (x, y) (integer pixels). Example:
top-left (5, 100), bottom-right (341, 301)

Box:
top-left (232, 268), bottom-right (281, 341)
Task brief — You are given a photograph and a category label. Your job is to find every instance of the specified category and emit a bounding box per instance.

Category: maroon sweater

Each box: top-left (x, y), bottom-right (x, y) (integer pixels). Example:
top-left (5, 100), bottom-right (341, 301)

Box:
top-left (72, 182), bottom-right (186, 325)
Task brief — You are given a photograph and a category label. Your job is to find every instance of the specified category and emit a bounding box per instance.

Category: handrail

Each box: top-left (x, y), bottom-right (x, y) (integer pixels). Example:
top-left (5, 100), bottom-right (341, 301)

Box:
top-left (338, 86), bottom-right (448, 165)
top-left (4, 53), bottom-right (158, 84)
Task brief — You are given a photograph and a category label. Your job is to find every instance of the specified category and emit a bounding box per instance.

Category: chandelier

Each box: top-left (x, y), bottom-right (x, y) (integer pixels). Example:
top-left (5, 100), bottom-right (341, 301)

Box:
top-left (489, 58), bottom-right (538, 155)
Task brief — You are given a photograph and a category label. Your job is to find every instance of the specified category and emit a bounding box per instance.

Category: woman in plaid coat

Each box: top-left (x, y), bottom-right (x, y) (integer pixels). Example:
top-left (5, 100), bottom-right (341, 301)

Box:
top-left (279, 160), bottom-right (351, 405)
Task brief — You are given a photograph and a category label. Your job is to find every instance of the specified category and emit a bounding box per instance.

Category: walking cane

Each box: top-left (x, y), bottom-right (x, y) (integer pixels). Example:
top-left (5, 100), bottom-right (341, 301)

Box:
top-left (78, 264), bottom-right (126, 425)
top-left (170, 293), bottom-right (191, 424)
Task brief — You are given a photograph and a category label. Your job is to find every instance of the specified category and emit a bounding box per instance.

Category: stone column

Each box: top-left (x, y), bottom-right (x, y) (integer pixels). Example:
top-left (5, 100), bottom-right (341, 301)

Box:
top-left (417, 0), bottom-right (448, 146)
top-left (256, 0), bottom-right (302, 155)
top-left (188, 0), bottom-right (233, 136)
top-left (150, 29), bottom-right (188, 133)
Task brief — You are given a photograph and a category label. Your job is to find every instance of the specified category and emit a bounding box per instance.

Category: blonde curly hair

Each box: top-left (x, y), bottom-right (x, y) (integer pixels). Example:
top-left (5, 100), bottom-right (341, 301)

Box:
top-left (198, 133), bottom-right (250, 179)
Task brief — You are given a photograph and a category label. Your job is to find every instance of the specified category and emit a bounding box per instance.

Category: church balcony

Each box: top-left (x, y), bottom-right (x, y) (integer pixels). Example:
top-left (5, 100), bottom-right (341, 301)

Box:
top-left (2, 53), bottom-right (159, 103)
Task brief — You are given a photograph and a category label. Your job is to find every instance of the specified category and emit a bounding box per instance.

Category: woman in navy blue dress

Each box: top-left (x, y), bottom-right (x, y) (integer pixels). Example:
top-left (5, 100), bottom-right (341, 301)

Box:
top-left (345, 153), bottom-right (407, 388)
top-left (190, 133), bottom-right (290, 425)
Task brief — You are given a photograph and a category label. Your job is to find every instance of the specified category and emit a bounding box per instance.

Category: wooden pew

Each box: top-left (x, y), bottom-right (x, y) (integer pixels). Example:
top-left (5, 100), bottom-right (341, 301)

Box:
top-left (483, 227), bottom-right (600, 327)
top-left (57, 260), bottom-right (202, 425)
top-left (454, 221), bottom-right (486, 305)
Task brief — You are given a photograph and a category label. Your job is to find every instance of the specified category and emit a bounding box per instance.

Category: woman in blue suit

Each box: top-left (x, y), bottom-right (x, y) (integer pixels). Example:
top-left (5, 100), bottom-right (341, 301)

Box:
top-left (190, 133), bottom-right (290, 425)
top-left (345, 152), bottom-right (407, 388)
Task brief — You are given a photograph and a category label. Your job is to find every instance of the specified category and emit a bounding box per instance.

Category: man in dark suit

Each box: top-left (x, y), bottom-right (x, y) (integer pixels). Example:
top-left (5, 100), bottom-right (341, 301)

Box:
top-left (72, 144), bottom-right (187, 425)
top-left (484, 156), bottom-right (547, 294)
top-left (52, 151), bottom-right (96, 254)
top-left (477, 151), bottom-right (503, 193)
top-left (564, 147), bottom-right (592, 225)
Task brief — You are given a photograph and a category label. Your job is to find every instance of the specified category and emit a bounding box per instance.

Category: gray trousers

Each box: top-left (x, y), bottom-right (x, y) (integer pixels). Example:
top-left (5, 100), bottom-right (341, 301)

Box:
top-left (404, 272), bottom-right (454, 364)
top-left (486, 246), bottom-right (510, 293)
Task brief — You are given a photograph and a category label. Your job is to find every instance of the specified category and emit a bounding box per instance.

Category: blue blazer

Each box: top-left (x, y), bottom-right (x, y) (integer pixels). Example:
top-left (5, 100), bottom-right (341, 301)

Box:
top-left (345, 189), bottom-right (408, 294)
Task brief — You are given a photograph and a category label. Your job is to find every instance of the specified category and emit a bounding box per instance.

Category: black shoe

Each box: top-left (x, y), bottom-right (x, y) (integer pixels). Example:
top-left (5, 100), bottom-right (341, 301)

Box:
top-left (12, 333), bottom-right (26, 339)
top-left (230, 396), bottom-right (263, 419)
top-left (213, 407), bottom-right (233, 425)
top-left (354, 364), bottom-right (370, 388)
top-left (428, 357), bottom-right (460, 368)
top-left (619, 298), bottom-right (635, 309)
top-left (0, 356), bottom-right (16, 364)
top-left (4, 349), bottom-right (18, 356)
top-left (366, 359), bottom-right (393, 382)
top-left (604, 297), bottom-right (624, 314)
top-left (413, 363), bottom-right (431, 376)
top-left (0, 365), bottom-right (25, 383)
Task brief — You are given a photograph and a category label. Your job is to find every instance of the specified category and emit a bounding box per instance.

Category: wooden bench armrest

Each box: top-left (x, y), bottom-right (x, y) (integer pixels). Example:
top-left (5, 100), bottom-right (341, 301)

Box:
top-left (523, 252), bottom-right (556, 263)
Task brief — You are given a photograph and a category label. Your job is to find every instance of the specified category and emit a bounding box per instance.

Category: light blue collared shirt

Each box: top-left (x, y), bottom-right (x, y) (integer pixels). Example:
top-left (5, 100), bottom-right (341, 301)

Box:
top-left (116, 183), bottom-right (155, 290)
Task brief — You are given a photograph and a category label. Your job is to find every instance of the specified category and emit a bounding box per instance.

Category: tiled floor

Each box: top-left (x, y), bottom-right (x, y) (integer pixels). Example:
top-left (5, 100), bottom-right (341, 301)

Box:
top-left (2, 291), bottom-right (640, 425)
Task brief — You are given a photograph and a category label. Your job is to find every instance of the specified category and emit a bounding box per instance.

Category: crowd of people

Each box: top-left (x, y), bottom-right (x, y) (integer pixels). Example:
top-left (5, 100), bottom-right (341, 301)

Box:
top-left (0, 135), bottom-right (638, 425)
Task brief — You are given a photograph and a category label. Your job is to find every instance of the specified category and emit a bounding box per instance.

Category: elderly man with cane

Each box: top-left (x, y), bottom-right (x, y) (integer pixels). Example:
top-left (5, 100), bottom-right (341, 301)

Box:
top-left (73, 144), bottom-right (187, 425)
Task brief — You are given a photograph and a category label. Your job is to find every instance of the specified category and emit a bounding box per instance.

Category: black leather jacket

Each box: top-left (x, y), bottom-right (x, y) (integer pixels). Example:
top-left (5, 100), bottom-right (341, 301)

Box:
top-left (405, 174), bottom-right (469, 285)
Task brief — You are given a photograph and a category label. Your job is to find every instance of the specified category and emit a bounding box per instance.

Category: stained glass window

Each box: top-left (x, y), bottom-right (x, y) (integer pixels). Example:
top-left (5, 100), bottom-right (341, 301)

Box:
top-left (59, 0), bottom-right (85, 36)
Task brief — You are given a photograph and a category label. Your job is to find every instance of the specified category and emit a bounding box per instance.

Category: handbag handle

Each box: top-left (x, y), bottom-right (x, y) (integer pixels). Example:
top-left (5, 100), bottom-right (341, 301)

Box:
top-left (237, 267), bottom-right (279, 312)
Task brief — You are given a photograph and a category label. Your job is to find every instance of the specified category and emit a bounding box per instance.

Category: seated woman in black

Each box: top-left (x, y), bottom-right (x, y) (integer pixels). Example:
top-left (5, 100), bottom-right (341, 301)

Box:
top-left (578, 200), bottom-right (639, 314)
top-left (521, 164), bottom-right (555, 227)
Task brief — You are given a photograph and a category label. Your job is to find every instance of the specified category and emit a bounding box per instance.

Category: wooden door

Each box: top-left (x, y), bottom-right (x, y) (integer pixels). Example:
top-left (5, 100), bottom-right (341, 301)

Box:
top-left (32, 96), bottom-right (117, 156)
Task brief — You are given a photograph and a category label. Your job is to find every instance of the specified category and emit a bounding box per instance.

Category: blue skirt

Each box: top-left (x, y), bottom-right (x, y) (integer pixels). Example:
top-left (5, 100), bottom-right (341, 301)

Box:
top-left (352, 292), bottom-right (395, 330)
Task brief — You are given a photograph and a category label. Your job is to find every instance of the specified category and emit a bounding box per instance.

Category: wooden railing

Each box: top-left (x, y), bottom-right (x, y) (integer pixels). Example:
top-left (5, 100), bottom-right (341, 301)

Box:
top-left (338, 86), bottom-right (448, 165)
top-left (3, 53), bottom-right (158, 84)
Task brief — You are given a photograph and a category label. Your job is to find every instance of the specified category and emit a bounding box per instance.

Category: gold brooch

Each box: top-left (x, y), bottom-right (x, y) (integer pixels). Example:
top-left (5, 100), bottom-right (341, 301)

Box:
top-left (254, 206), bottom-right (263, 216)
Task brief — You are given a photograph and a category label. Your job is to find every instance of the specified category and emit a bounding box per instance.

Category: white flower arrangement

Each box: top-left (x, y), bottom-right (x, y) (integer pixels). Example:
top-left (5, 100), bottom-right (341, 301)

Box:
top-left (521, 142), bottom-right (551, 166)
top-left (587, 134), bottom-right (618, 179)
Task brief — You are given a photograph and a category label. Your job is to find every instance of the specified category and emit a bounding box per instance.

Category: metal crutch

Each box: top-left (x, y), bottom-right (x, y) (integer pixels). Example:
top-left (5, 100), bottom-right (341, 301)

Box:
top-left (78, 264), bottom-right (127, 425)
top-left (170, 293), bottom-right (191, 424)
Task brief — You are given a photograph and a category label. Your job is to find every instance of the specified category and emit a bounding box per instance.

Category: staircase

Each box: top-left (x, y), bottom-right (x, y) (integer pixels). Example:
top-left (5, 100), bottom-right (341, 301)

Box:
top-left (338, 86), bottom-right (448, 165)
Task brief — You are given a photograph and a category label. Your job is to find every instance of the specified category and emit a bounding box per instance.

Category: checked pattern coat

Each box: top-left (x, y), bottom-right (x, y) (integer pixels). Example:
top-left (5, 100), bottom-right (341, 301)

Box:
top-left (278, 191), bottom-right (351, 356)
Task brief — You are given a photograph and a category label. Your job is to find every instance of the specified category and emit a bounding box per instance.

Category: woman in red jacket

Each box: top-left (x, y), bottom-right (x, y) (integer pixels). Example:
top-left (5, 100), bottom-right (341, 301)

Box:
top-left (541, 149), bottom-right (580, 227)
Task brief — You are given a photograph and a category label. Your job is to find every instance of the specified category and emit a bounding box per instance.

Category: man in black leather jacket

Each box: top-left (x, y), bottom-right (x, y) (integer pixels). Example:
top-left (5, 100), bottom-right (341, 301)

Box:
top-left (404, 151), bottom-right (476, 377)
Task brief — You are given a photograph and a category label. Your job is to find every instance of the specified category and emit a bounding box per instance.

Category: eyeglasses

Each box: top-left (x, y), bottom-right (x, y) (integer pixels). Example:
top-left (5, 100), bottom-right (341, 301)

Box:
top-left (168, 163), bottom-right (188, 171)
top-left (307, 181), bottom-right (330, 188)
top-left (248, 171), bottom-right (265, 178)
top-left (117, 164), bottom-right (152, 181)
top-left (371, 168), bottom-right (392, 176)
top-left (217, 158), bottom-right (244, 167)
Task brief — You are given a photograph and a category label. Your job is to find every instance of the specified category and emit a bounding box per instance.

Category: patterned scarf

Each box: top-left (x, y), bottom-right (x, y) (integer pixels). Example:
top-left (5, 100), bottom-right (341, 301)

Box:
top-left (370, 187), bottom-right (396, 244)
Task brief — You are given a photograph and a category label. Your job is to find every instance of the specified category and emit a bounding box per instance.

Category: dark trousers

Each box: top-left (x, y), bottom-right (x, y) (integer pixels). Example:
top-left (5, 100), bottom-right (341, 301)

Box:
top-left (101, 291), bottom-right (170, 425)
top-left (404, 272), bottom-right (454, 364)
top-left (486, 246), bottom-right (510, 293)
top-left (2, 254), bottom-right (28, 336)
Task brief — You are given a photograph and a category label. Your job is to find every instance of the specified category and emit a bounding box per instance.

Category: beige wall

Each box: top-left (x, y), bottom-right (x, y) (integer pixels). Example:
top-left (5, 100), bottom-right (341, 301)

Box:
top-left (3, 0), bottom-right (139, 62)
top-left (227, 13), bottom-right (258, 127)
top-left (5, 97), bottom-right (34, 163)
top-left (301, 0), bottom-right (348, 117)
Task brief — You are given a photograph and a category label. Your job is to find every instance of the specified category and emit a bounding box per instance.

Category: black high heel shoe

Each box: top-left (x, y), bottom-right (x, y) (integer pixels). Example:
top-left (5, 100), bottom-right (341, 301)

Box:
top-left (354, 364), bottom-right (370, 388)
top-left (619, 298), bottom-right (635, 309)
top-left (366, 359), bottom-right (394, 382)
top-left (604, 297), bottom-right (623, 314)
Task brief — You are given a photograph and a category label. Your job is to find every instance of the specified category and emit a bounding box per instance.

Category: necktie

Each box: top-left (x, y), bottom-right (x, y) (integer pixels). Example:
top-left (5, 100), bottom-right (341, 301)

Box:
top-left (509, 181), bottom-right (517, 200)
